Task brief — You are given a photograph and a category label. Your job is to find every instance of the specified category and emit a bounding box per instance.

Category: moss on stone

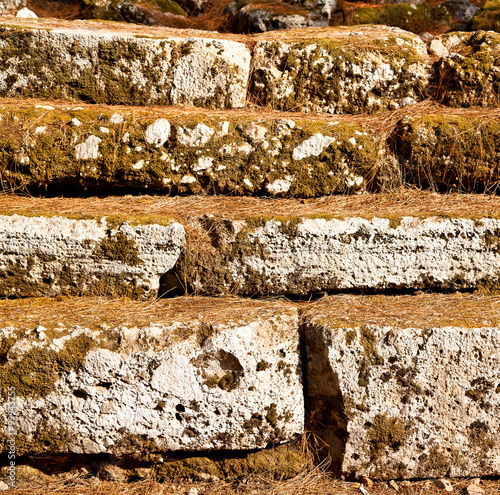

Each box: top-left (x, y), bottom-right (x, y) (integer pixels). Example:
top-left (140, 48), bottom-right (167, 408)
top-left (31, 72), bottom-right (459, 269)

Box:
top-left (367, 413), bottom-right (410, 459)
top-left (436, 31), bottom-right (500, 108)
top-left (346, 3), bottom-right (450, 34)
top-left (394, 113), bottom-right (500, 192)
top-left (155, 443), bottom-right (309, 481)
top-left (94, 231), bottom-right (142, 265)
top-left (252, 34), bottom-right (428, 114)
top-left (0, 333), bottom-right (95, 398)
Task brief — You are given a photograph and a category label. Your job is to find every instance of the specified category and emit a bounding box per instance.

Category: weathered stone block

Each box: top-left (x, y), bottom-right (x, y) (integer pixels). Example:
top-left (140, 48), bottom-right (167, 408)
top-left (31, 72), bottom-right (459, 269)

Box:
top-left (251, 25), bottom-right (431, 114)
top-left (394, 112), bottom-right (500, 192)
top-left (0, 298), bottom-right (303, 455)
top-left (0, 22), bottom-right (251, 108)
top-left (0, 215), bottom-right (184, 298)
top-left (304, 294), bottom-right (500, 479)
top-left (226, 0), bottom-right (328, 33)
top-left (0, 103), bottom-right (397, 196)
top-left (437, 31), bottom-right (500, 108)
top-left (182, 215), bottom-right (500, 296)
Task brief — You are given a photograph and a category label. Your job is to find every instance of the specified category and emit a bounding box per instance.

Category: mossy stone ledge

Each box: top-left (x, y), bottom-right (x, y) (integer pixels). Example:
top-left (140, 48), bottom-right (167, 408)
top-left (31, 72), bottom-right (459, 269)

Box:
top-left (0, 297), bottom-right (303, 456)
top-left (178, 214), bottom-right (500, 296)
top-left (0, 214), bottom-right (184, 299)
top-left (251, 25), bottom-right (432, 114)
top-left (0, 21), bottom-right (251, 108)
top-left (304, 295), bottom-right (500, 479)
top-left (0, 102), bottom-right (396, 197)
top-left (394, 113), bottom-right (500, 193)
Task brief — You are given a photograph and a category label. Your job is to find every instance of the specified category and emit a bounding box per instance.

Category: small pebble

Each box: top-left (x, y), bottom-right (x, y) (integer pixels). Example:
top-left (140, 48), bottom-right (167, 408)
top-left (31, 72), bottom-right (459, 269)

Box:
top-left (465, 484), bottom-right (484, 495)
top-left (389, 480), bottom-right (399, 491)
top-left (435, 478), bottom-right (453, 492)
top-left (362, 477), bottom-right (374, 487)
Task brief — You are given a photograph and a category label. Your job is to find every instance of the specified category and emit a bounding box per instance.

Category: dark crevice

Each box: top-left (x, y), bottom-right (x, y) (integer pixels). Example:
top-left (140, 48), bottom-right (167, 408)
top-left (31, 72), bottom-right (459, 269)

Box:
top-left (300, 319), bottom-right (347, 476)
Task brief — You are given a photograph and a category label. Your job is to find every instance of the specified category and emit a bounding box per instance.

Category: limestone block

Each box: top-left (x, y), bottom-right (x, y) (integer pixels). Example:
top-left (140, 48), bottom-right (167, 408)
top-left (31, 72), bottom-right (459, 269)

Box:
top-left (0, 299), bottom-right (303, 455)
top-left (251, 25), bottom-right (431, 114)
top-left (0, 23), bottom-right (251, 108)
top-left (183, 215), bottom-right (500, 296)
top-left (305, 301), bottom-right (500, 479)
top-left (437, 31), bottom-right (500, 107)
top-left (0, 215), bottom-right (184, 299)
top-left (0, 104), bottom-right (398, 196)
top-left (394, 113), bottom-right (500, 192)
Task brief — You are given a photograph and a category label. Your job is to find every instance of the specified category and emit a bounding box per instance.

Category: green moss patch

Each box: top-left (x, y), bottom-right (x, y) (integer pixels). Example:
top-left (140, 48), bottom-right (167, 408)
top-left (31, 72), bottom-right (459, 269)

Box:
top-left (345, 3), bottom-right (450, 34)
top-left (367, 413), bottom-right (411, 459)
top-left (0, 333), bottom-right (95, 398)
top-left (436, 31), bottom-right (500, 108)
top-left (394, 114), bottom-right (500, 193)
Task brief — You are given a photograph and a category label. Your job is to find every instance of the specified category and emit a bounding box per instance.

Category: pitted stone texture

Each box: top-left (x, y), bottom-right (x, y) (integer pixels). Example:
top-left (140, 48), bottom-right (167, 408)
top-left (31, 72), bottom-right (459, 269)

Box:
top-left (0, 25), bottom-right (250, 108)
top-left (0, 105), bottom-right (397, 196)
top-left (437, 31), bottom-right (500, 108)
top-left (187, 216), bottom-right (500, 296)
top-left (251, 26), bottom-right (431, 114)
top-left (0, 215), bottom-right (184, 299)
top-left (0, 0), bottom-right (24, 13)
top-left (305, 316), bottom-right (500, 479)
top-left (0, 301), bottom-right (303, 455)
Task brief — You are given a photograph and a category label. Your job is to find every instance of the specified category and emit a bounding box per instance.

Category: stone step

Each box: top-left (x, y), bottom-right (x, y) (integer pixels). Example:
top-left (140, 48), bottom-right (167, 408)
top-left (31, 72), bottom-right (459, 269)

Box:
top-left (0, 211), bottom-right (185, 299)
top-left (303, 293), bottom-right (500, 479)
top-left (0, 18), bottom-right (251, 109)
top-left (0, 293), bottom-right (499, 480)
top-left (0, 297), bottom-right (303, 455)
top-left (1, 18), bottom-right (499, 113)
top-left (1, 192), bottom-right (500, 298)
top-left (2, 100), bottom-right (500, 195)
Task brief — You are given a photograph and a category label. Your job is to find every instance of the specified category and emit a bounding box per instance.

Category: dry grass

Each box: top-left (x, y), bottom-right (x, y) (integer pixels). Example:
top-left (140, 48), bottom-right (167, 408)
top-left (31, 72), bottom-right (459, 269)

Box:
top-left (1, 189), bottom-right (500, 224)
top-left (0, 14), bottom-right (249, 42)
top-left (5, 472), bottom-right (500, 495)
top-left (1, 293), bottom-right (499, 330)
top-left (301, 292), bottom-right (500, 329)
top-left (0, 296), bottom-right (293, 330)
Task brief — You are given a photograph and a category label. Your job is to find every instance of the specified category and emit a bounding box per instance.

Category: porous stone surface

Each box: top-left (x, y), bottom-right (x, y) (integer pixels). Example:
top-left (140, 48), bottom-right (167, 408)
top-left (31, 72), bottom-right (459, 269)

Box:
top-left (0, 299), bottom-right (303, 455)
top-left (436, 31), bottom-right (500, 107)
top-left (226, 0), bottom-right (328, 33)
top-left (0, 22), bottom-right (251, 108)
top-left (0, 215), bottom-right (184, 298)
top-left (394, 113), bottom-right (500, 192)
top-left (251, 25), bottom-right (431, 114)
top-left (304, 299), bottom-right (500, 479)
top-left (182, 215), bottom-right (500, 296)
top-left (0, 103), bottom-right (398, 196)
top-left (0, 0), bottom-right (25, 14)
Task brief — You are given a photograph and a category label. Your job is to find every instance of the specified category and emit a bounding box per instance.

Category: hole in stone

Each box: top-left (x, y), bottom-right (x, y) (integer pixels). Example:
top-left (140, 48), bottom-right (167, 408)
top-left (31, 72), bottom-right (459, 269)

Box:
top-left (214, 409), bottom-right (221, 415)
top-left (175, 413), bottom-right (183, 422)
top-left (73, 390), bottom-right (88, 400)
top-left (364, 421), bottom-right (372, 428)
top-left (159, 270), bottom-right (185, 298)
top-left (176, 404), bottom-right (185, 412)
top-left (353, 453), bottom-right (360, 460)
top-left (97, 382), bottom-right (112, 389)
